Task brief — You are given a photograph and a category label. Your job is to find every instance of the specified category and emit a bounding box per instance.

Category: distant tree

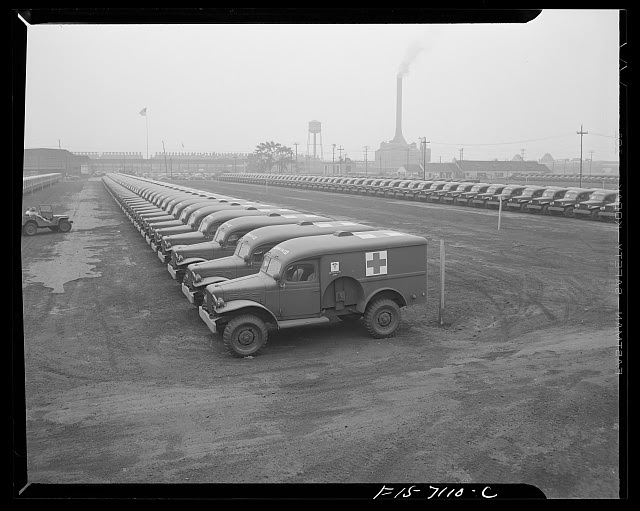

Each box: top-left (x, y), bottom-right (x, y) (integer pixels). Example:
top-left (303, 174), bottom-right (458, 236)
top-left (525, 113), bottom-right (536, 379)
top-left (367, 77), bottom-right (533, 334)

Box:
top-left (253, 141), bottom-right (294, 173)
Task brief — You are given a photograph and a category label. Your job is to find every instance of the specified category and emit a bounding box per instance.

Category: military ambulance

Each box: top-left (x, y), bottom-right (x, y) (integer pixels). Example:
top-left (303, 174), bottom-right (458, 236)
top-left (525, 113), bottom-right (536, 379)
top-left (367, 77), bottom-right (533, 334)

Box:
top-left (168, 212), bottom-right (331, 281)
top-left (146, 201), bottom-right (266, 247)
top-left (155, 207), bottom-right (298, 263)
top-left (182, 220), bottom-right (375, 306)
top-left (198, 229), bottom-right (428, 357)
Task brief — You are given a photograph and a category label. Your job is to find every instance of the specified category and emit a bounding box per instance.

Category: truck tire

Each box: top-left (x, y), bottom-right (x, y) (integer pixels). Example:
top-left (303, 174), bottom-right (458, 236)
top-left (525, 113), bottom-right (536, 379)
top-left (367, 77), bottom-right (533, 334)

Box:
top-left (542, 205), bottom-right (550, 215)
top-left (58, 219), bottom-right (72, 232)
top-left (564, 207), bottom-right (575, 218)
top-left (23, 221), bottom-right (38, 236)
top-left (222, 314), bottom-right (268, 358)
top-left (363, 298), bottom-right (401, 339)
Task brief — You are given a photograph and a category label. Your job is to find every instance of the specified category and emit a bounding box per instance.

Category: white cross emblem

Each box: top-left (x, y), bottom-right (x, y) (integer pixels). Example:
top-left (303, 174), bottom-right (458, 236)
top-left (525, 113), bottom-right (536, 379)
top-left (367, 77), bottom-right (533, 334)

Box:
top-left (365, 251), bottom-right (388, 276)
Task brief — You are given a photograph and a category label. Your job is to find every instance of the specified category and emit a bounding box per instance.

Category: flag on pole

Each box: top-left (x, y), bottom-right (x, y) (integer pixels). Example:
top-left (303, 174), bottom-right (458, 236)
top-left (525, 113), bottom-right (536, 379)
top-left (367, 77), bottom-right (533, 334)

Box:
top-left (139, 107), bottom-right (147, 116)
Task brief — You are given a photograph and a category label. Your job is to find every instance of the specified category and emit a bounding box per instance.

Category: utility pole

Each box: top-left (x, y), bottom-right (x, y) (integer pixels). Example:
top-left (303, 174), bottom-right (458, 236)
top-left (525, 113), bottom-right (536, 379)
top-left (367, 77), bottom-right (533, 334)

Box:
top-left (363, 146), bottom-right (369, 175)
top-left (162, 141), bottom-right (168, 176)
top-left (588, 149), bottom-right (595, 176)
top-left (332, 144), bottom-right (336, 175)
top-left (577, 124), bottom-right (588, 187)
top-left (420, 137), bottom-right (429, 180)
top-left (293, 142), bottom-right (299, 174)
top-left (337, 146), bottom-right (344, 176)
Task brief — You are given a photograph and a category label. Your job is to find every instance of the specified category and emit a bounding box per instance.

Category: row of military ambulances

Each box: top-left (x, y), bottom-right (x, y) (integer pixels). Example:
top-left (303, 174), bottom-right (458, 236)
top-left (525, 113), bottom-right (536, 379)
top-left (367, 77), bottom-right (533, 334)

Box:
top-left (103, 174), bottom-right (429, 358)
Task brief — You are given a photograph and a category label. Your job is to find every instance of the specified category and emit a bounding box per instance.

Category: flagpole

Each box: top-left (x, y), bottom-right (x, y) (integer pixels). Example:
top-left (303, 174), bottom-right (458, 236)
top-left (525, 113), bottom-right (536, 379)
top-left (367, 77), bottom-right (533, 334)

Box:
top-left (145, 115), bottom-right (149, 160)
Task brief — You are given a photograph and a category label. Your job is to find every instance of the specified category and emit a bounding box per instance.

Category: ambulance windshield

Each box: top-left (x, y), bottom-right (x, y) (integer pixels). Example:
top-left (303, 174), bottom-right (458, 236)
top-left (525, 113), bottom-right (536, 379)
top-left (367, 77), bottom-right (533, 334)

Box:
top-left (260, 255), bottom-right (282, 278)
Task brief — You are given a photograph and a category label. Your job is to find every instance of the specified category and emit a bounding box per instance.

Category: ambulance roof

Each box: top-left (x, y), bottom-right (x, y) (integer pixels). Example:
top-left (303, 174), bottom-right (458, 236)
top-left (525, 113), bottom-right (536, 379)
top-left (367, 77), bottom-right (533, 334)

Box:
top-left (267, 230), bottom-right (427, 264)
top-left (239, 220), bottom-right (376, 247)
top-left (216, 213), bottom-right (330, 233)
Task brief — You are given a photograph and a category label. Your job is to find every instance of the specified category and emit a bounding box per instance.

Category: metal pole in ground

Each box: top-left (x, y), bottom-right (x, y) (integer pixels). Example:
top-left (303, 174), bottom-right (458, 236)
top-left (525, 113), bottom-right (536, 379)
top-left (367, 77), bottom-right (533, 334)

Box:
top-left (498, 197), bottom-right (503, 230)
top-left (439, 238), bottom-right (445, 327)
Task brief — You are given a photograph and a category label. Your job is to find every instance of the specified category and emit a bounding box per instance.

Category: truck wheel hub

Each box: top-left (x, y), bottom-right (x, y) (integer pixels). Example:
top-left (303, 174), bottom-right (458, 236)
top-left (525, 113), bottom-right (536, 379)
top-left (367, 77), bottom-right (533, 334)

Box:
top-left (238, 329), bottom-right (255, 345)
top-left (378, 312), bottom-right (392, 327)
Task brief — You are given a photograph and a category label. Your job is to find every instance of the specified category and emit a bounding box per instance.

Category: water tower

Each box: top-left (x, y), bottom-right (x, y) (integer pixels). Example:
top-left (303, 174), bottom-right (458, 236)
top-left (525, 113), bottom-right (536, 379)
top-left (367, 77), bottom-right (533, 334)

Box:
top-left (307, 120), bottom-right (323, 160)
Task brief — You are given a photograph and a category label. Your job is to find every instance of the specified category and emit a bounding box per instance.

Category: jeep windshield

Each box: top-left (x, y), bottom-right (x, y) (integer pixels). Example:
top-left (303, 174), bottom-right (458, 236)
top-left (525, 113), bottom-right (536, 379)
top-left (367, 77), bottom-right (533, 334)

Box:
top-left (542, 189), bottom-right (562, 198)
top-left (468, 184), bottom-right (485, 193)
top-left (563, 191), bottom-right (580, 200)
top-left (260, 255), bottom-right (282, 278)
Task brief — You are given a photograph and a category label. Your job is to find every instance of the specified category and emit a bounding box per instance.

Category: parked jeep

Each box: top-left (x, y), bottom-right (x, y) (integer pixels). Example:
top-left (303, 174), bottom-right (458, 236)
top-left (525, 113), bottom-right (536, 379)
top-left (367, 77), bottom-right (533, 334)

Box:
top-left (182, 220), bottom-right (376, 306)
top-left (22, 205), bottom-right (73, 236)
top-left (198, 230), bottom-right (428, 357)
top-left (167, 212), bottom-right (331, 281)
top-left (546, 188), bottom-right (595, 217)
top-left (573, 190), bottom-right (619, 220)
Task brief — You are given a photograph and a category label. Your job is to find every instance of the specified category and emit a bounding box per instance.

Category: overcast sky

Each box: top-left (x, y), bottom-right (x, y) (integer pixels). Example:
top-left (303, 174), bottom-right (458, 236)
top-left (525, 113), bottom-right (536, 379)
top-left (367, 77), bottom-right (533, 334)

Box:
top-left (21, 10), bottom-right (620, 163)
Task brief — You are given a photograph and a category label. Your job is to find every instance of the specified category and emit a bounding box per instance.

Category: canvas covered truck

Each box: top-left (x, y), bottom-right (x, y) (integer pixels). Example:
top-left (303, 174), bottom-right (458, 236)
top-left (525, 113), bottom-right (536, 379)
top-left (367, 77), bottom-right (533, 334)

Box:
top-left (182, 220), bottom-right (376, 306)
top-left (155, 207), bottom-right (299, 263)
top-left (167, 212), bottom-right (331, 281)
top-left (198, 229), bottom-right (428, 357)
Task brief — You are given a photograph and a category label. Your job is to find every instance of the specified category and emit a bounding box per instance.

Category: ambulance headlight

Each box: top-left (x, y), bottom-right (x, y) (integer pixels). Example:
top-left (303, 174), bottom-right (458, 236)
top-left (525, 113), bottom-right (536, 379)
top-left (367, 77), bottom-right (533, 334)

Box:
top-left (176, 253), bottom-right (184, 263)
top-left (213, 295), bottom-right (225, 308)
top-left (164, 241), bottom-right (172, 249)
top-left (193, 273), bottom-right (202, 283)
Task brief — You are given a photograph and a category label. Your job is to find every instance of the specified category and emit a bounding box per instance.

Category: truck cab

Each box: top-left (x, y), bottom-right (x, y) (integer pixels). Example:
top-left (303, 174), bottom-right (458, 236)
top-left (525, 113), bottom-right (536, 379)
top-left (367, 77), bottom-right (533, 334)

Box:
top-left (546, 188), bottom-right (595, 217)
top-left (198, 230), bottom-right (428, 357)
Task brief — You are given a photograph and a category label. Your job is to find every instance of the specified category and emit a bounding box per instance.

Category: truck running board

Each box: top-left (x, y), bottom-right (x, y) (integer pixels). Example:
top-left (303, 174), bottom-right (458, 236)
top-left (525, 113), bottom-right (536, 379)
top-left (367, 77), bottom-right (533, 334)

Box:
top-left (278, 317), bottom-right (331, 329)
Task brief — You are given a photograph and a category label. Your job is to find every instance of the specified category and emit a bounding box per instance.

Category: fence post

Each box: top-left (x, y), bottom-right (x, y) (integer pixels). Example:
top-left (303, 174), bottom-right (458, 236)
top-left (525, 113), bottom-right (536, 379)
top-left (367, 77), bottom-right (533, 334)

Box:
top-left (439, 238), bottom-right (445, 326)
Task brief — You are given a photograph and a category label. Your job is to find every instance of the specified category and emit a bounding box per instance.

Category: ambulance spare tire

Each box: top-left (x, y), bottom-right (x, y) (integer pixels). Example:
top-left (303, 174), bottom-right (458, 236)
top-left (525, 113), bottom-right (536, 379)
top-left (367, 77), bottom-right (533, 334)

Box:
top-left (223, 314), bottom-right (268, 358)
top-left (363, 298), bottom-right (401, 339)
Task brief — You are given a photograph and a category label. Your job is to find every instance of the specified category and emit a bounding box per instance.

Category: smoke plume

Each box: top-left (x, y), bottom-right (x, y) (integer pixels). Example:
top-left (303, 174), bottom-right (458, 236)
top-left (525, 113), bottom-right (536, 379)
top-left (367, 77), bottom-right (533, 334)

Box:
top-left (397, 42), bottom-right (424, 78)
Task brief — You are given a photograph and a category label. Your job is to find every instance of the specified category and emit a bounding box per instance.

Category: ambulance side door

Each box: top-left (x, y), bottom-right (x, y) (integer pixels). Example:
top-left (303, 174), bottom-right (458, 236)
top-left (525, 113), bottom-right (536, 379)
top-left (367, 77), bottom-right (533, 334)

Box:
top-left (278, 260), bottom-right (320, 319)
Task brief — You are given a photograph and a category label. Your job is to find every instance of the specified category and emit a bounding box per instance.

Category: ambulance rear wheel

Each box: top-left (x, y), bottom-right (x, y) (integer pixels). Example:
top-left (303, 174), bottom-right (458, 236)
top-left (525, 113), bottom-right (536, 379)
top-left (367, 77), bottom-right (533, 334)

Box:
top-left (222, 314), bottom-right (268, 358)
top-left (363, 298), bottom-right (401, 339)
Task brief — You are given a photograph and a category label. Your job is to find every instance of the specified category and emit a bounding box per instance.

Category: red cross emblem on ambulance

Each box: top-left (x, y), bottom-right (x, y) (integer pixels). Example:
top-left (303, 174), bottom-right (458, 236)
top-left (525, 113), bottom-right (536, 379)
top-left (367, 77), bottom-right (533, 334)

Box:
top-left (366, 250), bottom-right (387, 276)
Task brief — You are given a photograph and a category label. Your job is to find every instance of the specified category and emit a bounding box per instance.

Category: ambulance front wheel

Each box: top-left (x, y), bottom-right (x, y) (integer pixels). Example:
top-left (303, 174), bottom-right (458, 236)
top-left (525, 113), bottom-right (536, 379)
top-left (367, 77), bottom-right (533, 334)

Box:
top-left (222, 314), bottom-right (268, 358)
top-left (363, 298), bottom-right (401, 339)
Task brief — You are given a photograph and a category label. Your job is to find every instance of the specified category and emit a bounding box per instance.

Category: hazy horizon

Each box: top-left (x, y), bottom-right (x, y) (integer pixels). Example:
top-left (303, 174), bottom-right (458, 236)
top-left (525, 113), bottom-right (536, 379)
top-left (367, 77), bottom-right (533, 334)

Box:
top-left (21, 10), bottom-right (621, 163)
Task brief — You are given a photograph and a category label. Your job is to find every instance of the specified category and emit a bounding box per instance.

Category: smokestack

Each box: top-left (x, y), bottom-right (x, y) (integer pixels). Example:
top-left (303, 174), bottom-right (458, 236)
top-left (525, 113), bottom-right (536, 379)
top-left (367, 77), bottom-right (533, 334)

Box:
top-left (391, 75), bottom-right (407, 145)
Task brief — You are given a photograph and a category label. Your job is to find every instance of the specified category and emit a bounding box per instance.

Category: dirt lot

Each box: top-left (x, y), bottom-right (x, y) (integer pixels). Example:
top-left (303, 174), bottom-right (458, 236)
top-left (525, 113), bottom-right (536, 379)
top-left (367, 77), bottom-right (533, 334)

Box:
top-left (17, 176), bottom-right (622, 499)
